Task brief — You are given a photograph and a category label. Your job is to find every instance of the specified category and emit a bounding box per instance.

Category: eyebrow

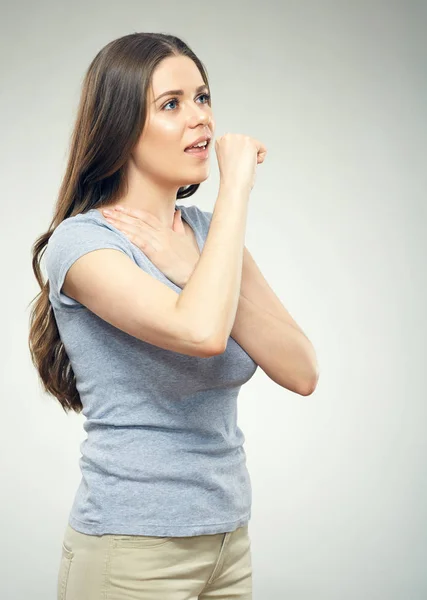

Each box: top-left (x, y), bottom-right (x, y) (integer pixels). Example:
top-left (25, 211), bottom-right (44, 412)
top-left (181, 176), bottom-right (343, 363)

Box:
top-left (153, 84), bottom-right (209, 103)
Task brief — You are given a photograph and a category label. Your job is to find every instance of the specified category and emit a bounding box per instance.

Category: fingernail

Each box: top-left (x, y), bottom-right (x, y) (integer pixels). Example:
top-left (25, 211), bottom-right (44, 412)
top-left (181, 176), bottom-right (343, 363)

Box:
top-left (103, 209), bottom-right (112, 215)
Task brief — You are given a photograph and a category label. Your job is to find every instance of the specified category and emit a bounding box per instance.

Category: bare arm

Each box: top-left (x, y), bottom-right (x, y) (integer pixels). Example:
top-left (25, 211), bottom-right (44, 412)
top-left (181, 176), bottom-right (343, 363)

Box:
top-left (60, 183), bottom-right (249, 358)
top-left (176, 182), bottom-right (250, 351)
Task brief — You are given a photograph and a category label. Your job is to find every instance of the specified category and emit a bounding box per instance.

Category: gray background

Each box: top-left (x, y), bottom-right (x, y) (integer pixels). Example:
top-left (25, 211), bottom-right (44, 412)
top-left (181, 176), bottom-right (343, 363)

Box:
top-left (1, 0), bottom-right (426, 598)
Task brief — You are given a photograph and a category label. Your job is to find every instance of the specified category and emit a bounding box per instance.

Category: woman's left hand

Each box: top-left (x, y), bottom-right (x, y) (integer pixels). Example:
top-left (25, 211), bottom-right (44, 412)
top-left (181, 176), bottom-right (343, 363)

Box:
top-left (102, 205), bottom-right (199, 288)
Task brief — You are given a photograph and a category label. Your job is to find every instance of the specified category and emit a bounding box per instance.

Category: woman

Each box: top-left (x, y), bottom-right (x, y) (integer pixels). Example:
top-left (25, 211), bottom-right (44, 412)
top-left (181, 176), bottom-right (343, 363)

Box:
top-left (28, 31), bottom-right (317, 600)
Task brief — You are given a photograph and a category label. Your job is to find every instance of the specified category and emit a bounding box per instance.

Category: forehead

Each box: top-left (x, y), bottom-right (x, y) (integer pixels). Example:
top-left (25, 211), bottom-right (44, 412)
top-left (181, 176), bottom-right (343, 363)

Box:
top-left (148, 55), bottom-right (206, 98)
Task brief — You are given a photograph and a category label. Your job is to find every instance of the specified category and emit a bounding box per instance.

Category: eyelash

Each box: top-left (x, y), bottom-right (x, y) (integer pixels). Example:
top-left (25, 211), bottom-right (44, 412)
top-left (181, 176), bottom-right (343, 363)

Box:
top-left (162, 93), bottom-right (211, 111)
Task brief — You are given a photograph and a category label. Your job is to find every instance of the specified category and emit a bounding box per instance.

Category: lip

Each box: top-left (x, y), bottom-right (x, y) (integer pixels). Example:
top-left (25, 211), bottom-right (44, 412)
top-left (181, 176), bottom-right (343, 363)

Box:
top-left (184, 133), bottom-right (212, 151)
top-left (184, 146), bottom-right (210, 160)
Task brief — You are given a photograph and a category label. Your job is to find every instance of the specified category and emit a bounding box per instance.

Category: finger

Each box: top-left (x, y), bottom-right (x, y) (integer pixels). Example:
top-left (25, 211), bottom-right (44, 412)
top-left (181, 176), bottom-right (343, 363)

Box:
top-left (104, 212), bottom-right (135, 227)
top-left (104, 210), bottom-right (141, 228)
top-left (250, 138), bottom-right (267, 163)
top-left (252, 138), bottom-right (267, 154)
top-left (108, 220), bottom-right (151, 250)
top-left (113, 205), bottom-right (160, 230)
top-left (103, 211), bottom-right (153, 238)
top-left (257, 151), bottom-right (267, 164)
top-left (104, 216), bottom-right (136, 236)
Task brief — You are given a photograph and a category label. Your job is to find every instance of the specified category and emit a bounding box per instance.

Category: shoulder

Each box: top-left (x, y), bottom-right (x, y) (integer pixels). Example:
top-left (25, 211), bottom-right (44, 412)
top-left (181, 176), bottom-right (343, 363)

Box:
top-left (46, 210), bottom-right (134, 256)
top-left (45, 209), bottom-right (136, 308)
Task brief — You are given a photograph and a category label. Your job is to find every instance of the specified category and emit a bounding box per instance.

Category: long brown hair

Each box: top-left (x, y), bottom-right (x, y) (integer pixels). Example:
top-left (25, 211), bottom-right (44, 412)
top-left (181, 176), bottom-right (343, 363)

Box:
top-left (28, 32), bottom-right (210, 415)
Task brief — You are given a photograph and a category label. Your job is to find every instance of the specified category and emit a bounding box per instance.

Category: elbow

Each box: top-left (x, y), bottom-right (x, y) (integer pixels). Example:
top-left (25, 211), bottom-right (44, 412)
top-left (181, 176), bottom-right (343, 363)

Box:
top-left (193, 329), bottom-right (227, 358)
top-left (198, 330), bottom-right (227, 357)
top-left (205, 336), bottom-right (227, 357)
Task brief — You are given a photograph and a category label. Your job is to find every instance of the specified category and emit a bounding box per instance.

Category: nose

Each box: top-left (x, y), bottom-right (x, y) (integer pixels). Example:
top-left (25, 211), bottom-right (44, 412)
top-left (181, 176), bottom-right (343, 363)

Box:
top-left (189, 106), bottom-right (211, 127)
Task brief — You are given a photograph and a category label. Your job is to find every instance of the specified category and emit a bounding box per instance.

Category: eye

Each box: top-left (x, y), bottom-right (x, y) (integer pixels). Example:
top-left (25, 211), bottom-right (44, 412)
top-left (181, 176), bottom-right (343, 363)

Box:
top-left (162, 93), bottom-right (211, 111)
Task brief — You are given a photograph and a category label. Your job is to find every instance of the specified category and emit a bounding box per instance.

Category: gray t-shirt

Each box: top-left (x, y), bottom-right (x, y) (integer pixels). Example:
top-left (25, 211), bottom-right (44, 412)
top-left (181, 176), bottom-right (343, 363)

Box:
top-left (45, 203), bottom-right (257, 537)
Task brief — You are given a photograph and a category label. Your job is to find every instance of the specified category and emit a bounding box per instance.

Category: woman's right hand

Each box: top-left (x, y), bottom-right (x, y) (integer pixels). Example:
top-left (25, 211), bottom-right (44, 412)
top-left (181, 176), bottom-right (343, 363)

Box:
top-left (214, 133), bottom-right (267, 192)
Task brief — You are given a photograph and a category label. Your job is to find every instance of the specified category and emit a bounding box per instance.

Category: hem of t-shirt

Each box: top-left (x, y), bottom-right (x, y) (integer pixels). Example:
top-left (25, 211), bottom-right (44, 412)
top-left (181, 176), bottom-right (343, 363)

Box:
top-left (68, 511), bottom-right (251, 537)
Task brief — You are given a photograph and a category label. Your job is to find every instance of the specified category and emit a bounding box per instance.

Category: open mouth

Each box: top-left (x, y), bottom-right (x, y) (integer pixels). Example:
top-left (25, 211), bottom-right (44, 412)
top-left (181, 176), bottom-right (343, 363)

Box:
top-left (184, 139), bottom-right (211, 156)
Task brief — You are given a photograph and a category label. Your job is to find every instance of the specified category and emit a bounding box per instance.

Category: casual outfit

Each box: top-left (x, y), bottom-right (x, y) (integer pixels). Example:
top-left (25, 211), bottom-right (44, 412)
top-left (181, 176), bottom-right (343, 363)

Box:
top-left (45, 204), bottom-right (257, 599)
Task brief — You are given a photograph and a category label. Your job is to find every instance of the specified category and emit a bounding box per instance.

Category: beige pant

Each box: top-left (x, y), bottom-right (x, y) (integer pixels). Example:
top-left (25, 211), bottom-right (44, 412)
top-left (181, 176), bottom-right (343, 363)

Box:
top-left (57, 522), bottom-right (252, 599)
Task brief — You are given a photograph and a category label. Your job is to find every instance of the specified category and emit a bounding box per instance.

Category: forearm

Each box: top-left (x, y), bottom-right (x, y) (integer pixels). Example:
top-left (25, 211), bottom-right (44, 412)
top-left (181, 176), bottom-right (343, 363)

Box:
top-left (230, 292), bottom-right (318, 395)
top-left (176, 183), bottom-right (250, 349)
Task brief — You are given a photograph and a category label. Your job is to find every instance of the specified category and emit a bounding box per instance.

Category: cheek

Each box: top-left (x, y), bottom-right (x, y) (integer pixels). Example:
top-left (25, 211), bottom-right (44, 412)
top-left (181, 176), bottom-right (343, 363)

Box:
top-left (134, 130), bottom-right (186, 175)
top-left (139, 124), bottom-right (184, 168)
top-left (151, 117), bottom-right (182, 148)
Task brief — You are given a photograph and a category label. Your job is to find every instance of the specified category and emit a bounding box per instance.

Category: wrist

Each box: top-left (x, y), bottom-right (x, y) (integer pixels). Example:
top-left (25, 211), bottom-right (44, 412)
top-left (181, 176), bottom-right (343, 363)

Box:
top-left (219, 180), bottom-right (251, 199)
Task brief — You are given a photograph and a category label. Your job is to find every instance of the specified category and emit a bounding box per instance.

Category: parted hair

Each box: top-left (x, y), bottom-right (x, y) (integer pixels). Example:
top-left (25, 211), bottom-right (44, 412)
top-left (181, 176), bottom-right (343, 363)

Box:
top-left (28, 32), bottom-right (210, 414)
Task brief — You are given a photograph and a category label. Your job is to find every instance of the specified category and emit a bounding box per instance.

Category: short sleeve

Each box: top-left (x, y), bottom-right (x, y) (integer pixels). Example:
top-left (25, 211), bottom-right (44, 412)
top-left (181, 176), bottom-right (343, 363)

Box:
top-left (190, 205), bottom-right (212, 232)
top-left (200, 209), bottom-right (213, 225)
top-left (45, 216), bottom-right (134, 308)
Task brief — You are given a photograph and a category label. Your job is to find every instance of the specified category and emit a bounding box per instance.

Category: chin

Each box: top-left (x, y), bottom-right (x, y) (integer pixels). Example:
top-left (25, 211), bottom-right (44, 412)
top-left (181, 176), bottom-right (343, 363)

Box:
top-left (197, 172), bottom-right (210, 184)
top-left (195, 167), bottom-right (211, 182)
top-left (180, 170), bottom-right (210, 187)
